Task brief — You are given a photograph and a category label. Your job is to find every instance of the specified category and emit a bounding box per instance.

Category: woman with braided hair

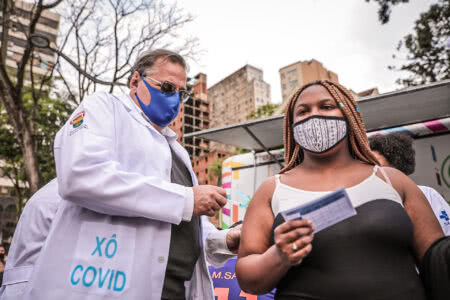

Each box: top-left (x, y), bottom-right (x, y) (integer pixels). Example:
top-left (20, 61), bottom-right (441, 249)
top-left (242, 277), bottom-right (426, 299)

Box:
top-left (235, 80), bottom-right (446, 299)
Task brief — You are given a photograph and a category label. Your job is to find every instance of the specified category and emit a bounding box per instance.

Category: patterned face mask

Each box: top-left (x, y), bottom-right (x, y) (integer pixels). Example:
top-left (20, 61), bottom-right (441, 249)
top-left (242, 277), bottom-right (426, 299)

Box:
top-left (292, 115), bottom-right (348, 153)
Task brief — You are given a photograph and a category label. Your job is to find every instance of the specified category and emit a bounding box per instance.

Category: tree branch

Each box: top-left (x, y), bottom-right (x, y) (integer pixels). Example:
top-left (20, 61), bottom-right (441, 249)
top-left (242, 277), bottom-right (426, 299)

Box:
top-left (15, 0), bottom-right (45, 94)
top-left (41, 0), bottom-right (64, 10)
top-left (0, 0), bottom-right (14, 91)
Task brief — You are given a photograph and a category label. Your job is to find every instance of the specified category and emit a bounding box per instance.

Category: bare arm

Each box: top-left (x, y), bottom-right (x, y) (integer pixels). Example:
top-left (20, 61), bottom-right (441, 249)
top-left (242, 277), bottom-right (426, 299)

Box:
top-left (235, 177), bottom-right (314, 294)
top-left (383, 167), bottom-right (444, 261)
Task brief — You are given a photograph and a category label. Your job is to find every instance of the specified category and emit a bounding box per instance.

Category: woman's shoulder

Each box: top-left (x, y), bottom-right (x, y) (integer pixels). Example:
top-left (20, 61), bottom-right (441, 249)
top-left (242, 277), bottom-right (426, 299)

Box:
top-left (376, 166), bottom-right (415, 200)
top-left (377, 166), bottom-right (409, 182)
top-left (258, 175), bottom-right (278, 194)
top-left (251, 176), bottom-right (278, 203)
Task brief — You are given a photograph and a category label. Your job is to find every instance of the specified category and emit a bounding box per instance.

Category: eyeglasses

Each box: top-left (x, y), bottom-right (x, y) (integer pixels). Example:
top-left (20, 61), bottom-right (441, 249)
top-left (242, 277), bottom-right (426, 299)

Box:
top-left (142, 75), bottom-right (191, 103)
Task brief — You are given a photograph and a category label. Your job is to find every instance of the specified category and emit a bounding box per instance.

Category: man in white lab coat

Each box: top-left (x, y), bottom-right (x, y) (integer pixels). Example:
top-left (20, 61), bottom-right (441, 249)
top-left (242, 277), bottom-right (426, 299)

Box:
top-left (5, 49), bottom-right (239, 300)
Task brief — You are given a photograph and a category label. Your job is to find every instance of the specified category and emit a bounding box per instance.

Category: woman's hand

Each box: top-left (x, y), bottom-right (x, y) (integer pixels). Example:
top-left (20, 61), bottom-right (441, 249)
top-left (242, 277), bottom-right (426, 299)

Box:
top-left (273, 219), bottom-right (314, 266)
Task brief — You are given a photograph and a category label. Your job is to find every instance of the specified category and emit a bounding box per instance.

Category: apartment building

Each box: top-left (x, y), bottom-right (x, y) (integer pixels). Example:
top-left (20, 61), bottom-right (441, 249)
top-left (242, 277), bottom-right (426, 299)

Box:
top-left (208, 65), bottom-right (271, 128)
top-left (192, 151), bottom-right (227, 185)
top-left (168, 73), bottom-right (229, 186)
top-left (0, 0), bottom-right (60, 80)
top-left (279, 59), bottom-right (338, 104)
top-left (170, 73), bottom-right (211, 159)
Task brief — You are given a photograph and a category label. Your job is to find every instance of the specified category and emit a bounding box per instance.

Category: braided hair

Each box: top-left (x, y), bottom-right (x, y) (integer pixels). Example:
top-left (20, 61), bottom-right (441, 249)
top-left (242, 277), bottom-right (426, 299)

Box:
top-left (280, 80), bottom-right (380, 174)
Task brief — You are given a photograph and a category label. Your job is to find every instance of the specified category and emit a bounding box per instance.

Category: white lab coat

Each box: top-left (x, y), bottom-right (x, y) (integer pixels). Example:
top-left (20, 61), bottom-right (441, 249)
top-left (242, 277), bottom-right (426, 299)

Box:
top-left (0, 180), bottom-right (60, 300)
top-left (419, 186), bottom-right (450, 236)
top-left (14, 92), bottom-right (230, 300)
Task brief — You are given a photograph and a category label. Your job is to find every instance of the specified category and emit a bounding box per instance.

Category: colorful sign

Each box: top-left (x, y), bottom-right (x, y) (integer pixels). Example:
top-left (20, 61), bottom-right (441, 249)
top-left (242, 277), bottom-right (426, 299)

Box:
top-left (220, 150), bottom-right (283, 228)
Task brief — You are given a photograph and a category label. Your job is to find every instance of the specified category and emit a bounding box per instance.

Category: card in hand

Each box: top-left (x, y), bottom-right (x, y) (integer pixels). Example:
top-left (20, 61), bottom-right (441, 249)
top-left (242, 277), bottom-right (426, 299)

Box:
top-left (280, 188), bottom-right (357, 233)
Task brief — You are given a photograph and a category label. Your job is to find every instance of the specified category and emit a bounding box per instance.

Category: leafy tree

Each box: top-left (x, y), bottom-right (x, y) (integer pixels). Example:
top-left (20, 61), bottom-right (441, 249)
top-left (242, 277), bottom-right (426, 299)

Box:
top-left (231, 148), bottom-right (249, 155)
top-left (390, 0), bottom-right (450, 86)
top-left (0, 0), bottom-right (63, 194)
top-left (0, 92), bottom-right (73, 215)
top-left (208, 157), bottom-right (225, 186)
top-left (365, 0), bottom-right (410, 24)
top-left (247, 103), bottom-right (280, 120)
top-left (0, 113), bottom-right (26, 215)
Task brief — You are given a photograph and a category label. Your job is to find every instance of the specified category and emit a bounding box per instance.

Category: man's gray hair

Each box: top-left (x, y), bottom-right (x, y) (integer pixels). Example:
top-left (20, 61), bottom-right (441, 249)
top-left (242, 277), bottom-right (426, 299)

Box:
top-left (127, 49), bottom-right (187, 86)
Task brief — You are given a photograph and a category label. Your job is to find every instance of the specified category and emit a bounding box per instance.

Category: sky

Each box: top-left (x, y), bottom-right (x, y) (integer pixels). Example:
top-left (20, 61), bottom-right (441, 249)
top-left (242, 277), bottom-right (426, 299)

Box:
top-left (176, 0), bottom-right (437, 104)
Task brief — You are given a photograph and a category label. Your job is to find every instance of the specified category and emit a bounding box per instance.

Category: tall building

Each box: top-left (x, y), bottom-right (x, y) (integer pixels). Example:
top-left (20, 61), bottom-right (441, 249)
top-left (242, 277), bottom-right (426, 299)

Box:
top-left (0, 0), bottom-right (60, 80)
top-left (279, 59), bottom-right (338, 104)
top-left (192, 151), bottom-right (227, 185)
top-left (169, 73), bottom-right (229, 189)
top-left (170, 73), bottom-right (211, 159)
top-left (208, 65), bottom-right (271, 128)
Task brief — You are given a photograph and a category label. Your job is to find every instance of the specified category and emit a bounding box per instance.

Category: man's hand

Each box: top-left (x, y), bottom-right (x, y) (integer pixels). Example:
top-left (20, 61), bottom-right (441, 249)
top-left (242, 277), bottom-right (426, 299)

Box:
top-left (192, 185), bottom-right (227, 217)
top-left (226, 224), bottom-right (242, 254)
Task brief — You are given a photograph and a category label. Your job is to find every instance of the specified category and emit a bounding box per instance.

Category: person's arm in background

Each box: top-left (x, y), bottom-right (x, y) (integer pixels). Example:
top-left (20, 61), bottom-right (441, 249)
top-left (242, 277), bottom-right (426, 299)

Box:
top-left (236, 177), bottom-right (314, 295)
top-left (203, 217), bottom-right (241, 267)
top-left (419, 186), bottom-right (450, 236)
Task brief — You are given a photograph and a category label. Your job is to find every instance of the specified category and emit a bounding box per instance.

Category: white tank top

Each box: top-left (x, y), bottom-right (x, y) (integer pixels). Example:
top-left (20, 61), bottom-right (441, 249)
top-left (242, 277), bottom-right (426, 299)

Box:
top-left (271, 165), bottom-right (403, 216)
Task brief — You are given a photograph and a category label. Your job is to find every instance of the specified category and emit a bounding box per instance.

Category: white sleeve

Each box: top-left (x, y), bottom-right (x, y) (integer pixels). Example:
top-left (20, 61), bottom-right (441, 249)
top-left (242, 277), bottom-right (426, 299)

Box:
top-left (420, 186), bottom-right (450, 236)
top-left (0, 180), bottom-right (59, 297)
top-left (54, 93), bottom-right (190, 225)
top-left (182, 187), bottom-right (194, 222)
top-left (201, 216), bottom-right (235, 267)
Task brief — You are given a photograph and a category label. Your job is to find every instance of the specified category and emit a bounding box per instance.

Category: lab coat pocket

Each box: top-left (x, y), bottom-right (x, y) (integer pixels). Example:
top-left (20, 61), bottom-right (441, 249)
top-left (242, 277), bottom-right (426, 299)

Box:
top-left (67, 222), bottom-right (136, 297)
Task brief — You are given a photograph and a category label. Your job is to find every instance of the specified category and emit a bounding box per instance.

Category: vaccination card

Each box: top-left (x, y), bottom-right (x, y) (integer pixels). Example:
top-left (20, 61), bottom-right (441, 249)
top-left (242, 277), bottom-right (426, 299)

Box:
top-left (280, 188), bottom-right (357, 233)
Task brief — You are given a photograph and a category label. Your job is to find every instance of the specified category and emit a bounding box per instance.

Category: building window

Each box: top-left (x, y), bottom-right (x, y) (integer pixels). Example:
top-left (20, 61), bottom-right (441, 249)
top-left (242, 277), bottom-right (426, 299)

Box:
top-left (205, 168), bottom-right (208, 174)
top-left (288, 80), bottom-right (297, 88)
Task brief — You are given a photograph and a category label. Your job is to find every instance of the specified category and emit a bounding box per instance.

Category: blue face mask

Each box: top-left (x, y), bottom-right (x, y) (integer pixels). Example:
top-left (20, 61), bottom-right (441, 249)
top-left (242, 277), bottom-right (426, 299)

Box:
top-left (135, 76), bottom-right (180, 127)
